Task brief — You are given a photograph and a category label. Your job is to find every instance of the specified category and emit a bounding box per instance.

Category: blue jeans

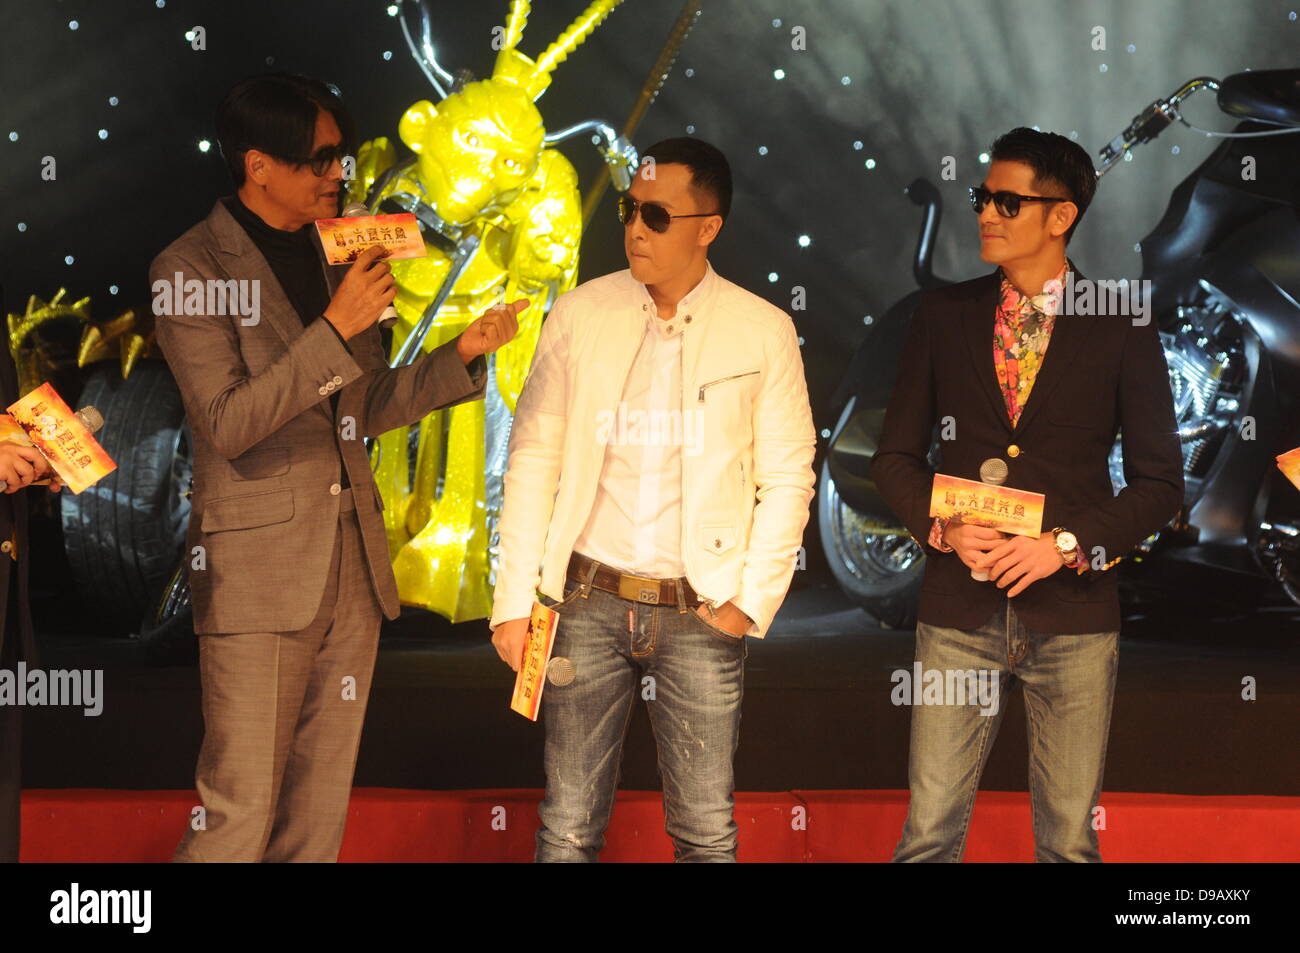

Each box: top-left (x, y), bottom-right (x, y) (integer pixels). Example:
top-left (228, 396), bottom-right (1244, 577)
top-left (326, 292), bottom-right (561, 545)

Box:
top-left (893, 601), bottom-right (1119, 863)
top-left (534, 568), bottom-right (746, 862)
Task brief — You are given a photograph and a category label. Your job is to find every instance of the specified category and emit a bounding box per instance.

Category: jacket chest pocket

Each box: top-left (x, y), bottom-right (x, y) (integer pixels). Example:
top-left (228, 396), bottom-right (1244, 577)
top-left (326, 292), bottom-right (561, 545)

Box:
top-left (696, 370), bottom-right (760, 403)
top-left (230, 447), bottom-right (290, 481)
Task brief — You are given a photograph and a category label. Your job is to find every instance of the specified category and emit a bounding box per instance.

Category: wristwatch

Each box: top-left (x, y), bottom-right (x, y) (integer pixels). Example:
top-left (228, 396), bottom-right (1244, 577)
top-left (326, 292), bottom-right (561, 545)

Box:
top-left (1051, 526), bottom-right (1078, 565)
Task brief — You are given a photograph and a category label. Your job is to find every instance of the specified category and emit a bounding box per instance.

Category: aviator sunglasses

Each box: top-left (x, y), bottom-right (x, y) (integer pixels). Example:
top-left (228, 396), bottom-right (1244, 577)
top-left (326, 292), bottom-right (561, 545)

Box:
top-left (968, 185), bottom-right (1069, 218)
top-left (618, 194), bottom-right (719, 233)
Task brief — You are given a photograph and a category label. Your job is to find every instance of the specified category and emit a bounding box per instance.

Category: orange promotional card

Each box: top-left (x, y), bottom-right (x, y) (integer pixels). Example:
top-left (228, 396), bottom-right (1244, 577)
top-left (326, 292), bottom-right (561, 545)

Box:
top-left (930, 473), bottom-right (1045, 538)
top-left (510, 601), bottom-right (560, 721)
top-left (1278, 446), bottom-right (1300, 492)
top-left (314, 212), bottom-right (425, 265)
top-left (6, 383), bottom-right (116, 494)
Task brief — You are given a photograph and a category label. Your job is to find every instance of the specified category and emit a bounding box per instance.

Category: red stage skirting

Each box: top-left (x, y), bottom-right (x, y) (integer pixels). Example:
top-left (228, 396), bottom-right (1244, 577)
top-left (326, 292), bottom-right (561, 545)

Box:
top-left (20, 789), bottom-right (1299, 862)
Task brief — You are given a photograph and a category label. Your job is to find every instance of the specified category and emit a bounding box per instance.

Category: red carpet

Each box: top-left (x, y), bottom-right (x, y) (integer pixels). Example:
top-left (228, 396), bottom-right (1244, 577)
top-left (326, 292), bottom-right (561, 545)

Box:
top-left (19, 789), bottom-right (1299, 862)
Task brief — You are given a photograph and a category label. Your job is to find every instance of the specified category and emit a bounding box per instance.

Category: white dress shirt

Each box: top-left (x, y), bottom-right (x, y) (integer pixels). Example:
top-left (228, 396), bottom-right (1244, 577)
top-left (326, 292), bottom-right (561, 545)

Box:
top-left (571, 266), bottom-right (716, 578)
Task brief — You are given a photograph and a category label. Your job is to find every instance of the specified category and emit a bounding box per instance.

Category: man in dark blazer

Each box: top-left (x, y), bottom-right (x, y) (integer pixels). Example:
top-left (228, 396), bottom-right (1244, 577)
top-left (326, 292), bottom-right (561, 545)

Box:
top-left (151, 74), bottom-right (521, 861)
top-left (0, 288), bottom-right (63, 863)
top-left (871, 128), bottom-right (1184, 862)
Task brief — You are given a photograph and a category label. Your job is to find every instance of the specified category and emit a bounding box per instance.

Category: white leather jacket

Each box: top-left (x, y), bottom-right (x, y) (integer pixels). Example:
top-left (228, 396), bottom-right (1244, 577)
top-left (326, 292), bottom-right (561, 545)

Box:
top-left (489, 263), bottom-right (816, 638)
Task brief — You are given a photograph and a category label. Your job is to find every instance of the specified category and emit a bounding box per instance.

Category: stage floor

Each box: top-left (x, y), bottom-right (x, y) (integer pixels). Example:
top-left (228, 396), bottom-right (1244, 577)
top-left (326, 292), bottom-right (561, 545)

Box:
top-left (20, 579), bottom-right (1300, 796)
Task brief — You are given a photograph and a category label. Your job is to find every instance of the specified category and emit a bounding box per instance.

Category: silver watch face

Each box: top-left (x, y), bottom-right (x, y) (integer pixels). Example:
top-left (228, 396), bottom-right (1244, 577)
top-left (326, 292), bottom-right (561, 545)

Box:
top-left (1056, 531), bottom-right (1077, 552)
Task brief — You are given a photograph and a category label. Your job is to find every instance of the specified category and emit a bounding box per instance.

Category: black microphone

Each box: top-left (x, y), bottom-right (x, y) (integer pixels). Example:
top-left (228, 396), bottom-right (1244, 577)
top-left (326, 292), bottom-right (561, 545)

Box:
top-left (342, 202), bottom-right (399, 329)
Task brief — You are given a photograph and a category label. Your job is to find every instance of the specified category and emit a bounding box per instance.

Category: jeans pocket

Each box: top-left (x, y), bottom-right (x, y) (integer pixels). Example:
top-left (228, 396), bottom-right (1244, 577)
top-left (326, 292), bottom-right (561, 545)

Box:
top-left (541, 577), bottom-right (585, 612)
top-left (689, 605), bottom-right (746, 645)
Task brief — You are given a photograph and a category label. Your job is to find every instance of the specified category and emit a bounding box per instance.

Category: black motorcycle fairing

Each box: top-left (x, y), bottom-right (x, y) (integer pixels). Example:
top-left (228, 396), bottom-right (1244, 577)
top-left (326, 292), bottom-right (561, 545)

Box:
top-left (1217, 69), bottom-right (1300, 127)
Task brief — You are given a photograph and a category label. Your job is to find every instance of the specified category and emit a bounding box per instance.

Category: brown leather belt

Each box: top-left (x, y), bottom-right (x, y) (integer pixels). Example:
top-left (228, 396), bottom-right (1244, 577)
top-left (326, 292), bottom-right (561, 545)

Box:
top-left (567, 551), bottom-right (701, 607)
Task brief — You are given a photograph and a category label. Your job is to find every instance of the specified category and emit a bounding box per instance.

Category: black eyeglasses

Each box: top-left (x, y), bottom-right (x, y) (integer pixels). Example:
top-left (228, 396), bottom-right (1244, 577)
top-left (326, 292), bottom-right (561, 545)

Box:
top-left (969, 185), bottom-right (1069, 218)
top-left (617, 194), bottom-right (719, 233)
top-left (274, 143), bottom-right (350, 177)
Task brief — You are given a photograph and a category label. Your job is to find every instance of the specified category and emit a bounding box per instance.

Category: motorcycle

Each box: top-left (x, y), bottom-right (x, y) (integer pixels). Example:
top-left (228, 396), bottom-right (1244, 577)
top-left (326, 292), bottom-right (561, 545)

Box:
top-left (819, 69), bottom-right (1300, 629)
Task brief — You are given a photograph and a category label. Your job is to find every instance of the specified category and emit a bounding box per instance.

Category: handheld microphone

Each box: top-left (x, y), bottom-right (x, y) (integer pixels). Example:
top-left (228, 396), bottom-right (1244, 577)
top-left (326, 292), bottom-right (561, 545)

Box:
top-left (0, 406), bottom-right (103, 491)
top-left (970, 457), bottom-right (1008, 582)
top-left (342, 202), bottom-right (399, 329)
top-left (546, 657), bottom-right (576, 687)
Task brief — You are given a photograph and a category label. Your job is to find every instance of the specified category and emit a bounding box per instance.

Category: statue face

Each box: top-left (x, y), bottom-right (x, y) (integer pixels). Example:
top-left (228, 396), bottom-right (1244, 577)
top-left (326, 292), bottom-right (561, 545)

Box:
top-left (400, 81), bottom-right (545, 227)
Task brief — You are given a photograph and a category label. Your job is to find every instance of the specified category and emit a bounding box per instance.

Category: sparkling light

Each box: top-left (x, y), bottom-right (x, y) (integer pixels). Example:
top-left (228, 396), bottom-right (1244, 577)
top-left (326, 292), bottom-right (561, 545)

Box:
top-left (797, 234), bottom-right (811, 247)
top-left (757, 145), bottom-right (768, 155)
top-left (198, 139), bottom-right (211, 152)
top-left (68, 20), bottom-right (79, 30)
top-left (767, 272), bottom-right (779, 283)
top-left (382, 50), bottom-right (393, 60)
top-left (108, 96), bottom-right (119, 106)
top-left (97, 128), bottom-right (108, 140)
top-left (864, 158), bottom-right (876, 169)
top-left (978, 152), bottom-right (990, 164)
top-left (109, 285), bottom-right (119, 295)
top-left (16, 223), bottom-right (26, 233)
top-left (65, 255), bottom-right (75, 265)
top-left (6, 132), bottom-right (16, 142)
top-left (773, 68), bottom-right (785, 80)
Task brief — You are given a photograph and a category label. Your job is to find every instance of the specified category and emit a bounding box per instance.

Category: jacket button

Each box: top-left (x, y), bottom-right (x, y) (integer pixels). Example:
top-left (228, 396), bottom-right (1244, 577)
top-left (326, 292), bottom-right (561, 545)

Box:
top-left (332, 375), bottom-right (343, 385)
top-left (1007, 444), bottom-right (1021, 458)
top-left (329, 483), bottom-right (341, 496)
top-left (318, 385), bottom-right (329, 396)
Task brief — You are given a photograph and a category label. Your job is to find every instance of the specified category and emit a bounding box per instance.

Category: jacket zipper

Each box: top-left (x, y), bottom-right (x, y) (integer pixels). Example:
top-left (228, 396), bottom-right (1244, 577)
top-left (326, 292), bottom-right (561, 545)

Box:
top-left (697, 370), bottom-right (759, 403)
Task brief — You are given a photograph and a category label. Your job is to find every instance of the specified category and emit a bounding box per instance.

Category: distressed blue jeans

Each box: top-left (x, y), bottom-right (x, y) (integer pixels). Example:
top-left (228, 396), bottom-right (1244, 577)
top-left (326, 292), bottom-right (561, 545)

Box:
top-left (534, 568), bottom-right (746, 862)
top-left (893, 601), bottom-right (1119, 863)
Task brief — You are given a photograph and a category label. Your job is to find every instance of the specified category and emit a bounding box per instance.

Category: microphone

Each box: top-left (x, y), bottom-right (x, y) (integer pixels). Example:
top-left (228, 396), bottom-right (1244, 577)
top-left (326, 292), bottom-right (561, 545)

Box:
top-left (970, 457), bottom-right (1008, 582)
top-left (546, 657), bottom-right (576, 687)
top-left (342, 202), bottom-right (399, 329)
top-left (0, 406), bottom-right (103, 491)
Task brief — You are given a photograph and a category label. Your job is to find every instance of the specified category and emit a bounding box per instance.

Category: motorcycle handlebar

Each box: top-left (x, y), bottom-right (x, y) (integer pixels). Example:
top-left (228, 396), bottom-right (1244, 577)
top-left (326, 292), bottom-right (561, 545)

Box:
top-left (1097, 76), bottom-right (1222, 178)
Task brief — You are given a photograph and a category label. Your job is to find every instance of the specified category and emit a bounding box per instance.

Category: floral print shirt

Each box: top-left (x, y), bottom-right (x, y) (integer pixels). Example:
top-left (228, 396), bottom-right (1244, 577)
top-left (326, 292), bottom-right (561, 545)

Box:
top-left (928, 261), bottom-right (1086, 573)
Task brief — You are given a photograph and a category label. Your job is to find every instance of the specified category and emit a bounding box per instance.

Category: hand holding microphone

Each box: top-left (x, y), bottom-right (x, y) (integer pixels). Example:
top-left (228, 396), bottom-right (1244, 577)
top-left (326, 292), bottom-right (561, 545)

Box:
top-left (341, 202), bottom-right (400, 329)
top-left (0, 406), bottom-right (103, 493)
top-left (323, 244), bottom-right (397, 340)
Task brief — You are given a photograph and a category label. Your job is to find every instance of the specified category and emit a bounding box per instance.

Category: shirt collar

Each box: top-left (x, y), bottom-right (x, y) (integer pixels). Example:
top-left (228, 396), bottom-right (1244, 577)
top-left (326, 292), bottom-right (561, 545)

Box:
top-left (636, 261), bottom-right (717, 338)
top-left (998, 258), bottom-right (1070, 318)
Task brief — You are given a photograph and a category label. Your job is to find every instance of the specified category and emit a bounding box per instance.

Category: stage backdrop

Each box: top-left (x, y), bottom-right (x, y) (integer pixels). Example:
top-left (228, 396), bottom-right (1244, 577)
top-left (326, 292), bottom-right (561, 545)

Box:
top-left (2, 0), bottom-right (1297, 428)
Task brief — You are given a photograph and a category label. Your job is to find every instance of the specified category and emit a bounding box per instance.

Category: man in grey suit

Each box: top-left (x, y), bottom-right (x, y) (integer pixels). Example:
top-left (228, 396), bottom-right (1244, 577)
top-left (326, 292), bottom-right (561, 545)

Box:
top-left (151, 73), bottom-right (523, 861)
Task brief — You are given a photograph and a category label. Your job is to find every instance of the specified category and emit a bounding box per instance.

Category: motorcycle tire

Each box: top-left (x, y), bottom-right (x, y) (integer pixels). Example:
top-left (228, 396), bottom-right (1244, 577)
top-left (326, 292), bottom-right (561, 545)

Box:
top-left (817, 458), bottom-right (924, 630)
top-left (60, 360), bottom-right (192, 635)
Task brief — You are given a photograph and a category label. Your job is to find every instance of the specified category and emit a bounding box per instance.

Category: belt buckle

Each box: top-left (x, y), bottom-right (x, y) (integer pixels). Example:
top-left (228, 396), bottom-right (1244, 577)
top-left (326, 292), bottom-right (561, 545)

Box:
top-left (618, 574), bottom-right (660, 604)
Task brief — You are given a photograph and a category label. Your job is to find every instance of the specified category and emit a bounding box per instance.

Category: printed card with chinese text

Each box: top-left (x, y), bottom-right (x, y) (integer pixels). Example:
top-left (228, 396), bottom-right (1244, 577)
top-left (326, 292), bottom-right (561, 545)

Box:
top-left (929, 473), bottom-right (1045, 538)
top-left (6, 382), bottom-right (116, 494)
top-left (314, 212), bottom-right (426, 265)
top-left (510, 601), bottom-right (560, 721)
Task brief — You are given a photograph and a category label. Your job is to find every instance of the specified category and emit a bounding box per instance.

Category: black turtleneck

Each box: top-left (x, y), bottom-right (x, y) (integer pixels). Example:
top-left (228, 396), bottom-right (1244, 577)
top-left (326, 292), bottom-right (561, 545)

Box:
top-left (224, 193), bottom-right (351, 488)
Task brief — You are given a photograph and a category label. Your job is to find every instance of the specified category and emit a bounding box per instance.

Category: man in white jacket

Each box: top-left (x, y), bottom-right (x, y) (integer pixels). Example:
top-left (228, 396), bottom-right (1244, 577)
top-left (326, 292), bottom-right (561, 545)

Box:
top-left (489, 138), bottom-right (816, 862)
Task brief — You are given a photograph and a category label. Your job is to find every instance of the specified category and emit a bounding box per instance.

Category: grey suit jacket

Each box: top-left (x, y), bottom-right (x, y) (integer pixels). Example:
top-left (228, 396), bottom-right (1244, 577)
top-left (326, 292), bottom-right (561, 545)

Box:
top-left (150, 199), bottom-right (486, 634)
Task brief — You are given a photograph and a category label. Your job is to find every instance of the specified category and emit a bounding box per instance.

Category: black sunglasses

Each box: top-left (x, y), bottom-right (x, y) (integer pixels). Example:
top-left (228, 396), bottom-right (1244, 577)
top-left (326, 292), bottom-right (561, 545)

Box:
top-left (274, 142), bottom-right (351, 177)
top-left (969, 185), bottom-right (1069, 218)
top-left (618, 194), bottom-right (718, 233)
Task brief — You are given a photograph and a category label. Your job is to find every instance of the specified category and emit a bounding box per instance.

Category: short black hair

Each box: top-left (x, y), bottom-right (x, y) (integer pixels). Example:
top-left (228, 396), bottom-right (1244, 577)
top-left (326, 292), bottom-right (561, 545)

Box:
top-left (641, 137), bottom-right (732, 222)
top-left (989, 127), bottom-right (1096, 243)
top-left (215, 73), bottom-right (355, 188)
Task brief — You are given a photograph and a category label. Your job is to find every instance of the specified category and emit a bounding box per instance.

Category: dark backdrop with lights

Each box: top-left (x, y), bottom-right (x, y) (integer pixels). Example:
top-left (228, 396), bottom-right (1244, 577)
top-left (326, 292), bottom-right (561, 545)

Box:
top-left (5, 0), bottom-right (1299, 435)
